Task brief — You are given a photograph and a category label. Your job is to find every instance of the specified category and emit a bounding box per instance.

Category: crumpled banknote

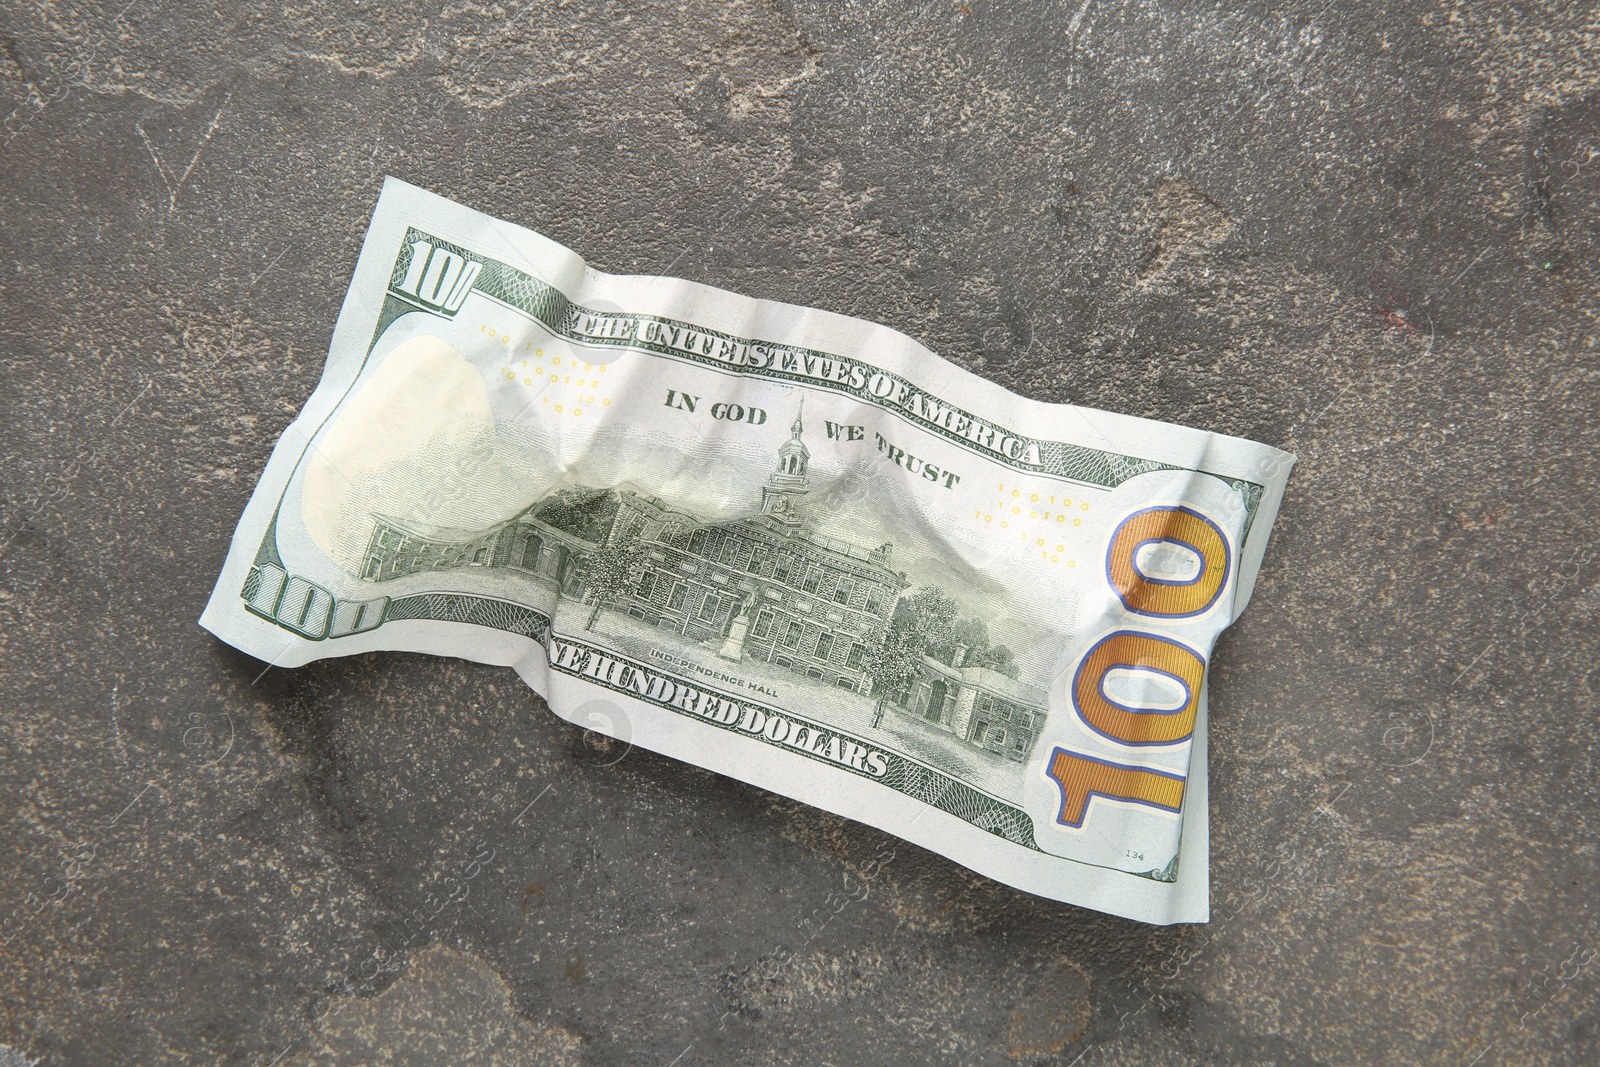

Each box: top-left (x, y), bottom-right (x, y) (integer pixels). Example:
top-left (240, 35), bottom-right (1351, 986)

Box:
top-left (202, 178), bottom-right (1294, 924)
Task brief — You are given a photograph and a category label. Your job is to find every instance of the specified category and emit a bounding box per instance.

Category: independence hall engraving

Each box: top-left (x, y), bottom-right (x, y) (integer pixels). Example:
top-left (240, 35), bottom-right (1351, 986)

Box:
top-left (357, 409), bottom-right (1045, 759)
top-left (609, 410), bottom-right (906, 695)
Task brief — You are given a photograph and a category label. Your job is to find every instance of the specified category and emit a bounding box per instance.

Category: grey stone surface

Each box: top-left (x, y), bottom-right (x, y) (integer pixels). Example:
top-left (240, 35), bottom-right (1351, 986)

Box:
top-left (2, 1), bottom-right (1596, 1063)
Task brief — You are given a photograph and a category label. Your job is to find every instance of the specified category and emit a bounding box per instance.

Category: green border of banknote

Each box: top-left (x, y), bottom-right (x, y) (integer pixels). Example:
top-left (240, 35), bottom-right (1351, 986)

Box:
top-left (239, 230), bottom-right (1268, 882)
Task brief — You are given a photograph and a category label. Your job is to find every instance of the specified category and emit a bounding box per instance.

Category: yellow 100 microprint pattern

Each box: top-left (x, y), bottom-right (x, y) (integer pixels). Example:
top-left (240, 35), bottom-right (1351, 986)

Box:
top-left (482, 322), bottom-right (612, 418)
top-left (975, 482), bottom-right (1092, 568)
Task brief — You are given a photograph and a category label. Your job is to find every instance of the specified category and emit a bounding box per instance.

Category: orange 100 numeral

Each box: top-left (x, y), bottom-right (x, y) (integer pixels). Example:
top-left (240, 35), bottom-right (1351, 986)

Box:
top-left (1042, 503), bottom-right (1234, 829)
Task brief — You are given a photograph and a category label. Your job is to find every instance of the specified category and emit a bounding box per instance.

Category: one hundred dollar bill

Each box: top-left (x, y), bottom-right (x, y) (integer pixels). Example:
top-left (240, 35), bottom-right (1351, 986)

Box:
top-left (201, 178), bottom-right (1294, 925)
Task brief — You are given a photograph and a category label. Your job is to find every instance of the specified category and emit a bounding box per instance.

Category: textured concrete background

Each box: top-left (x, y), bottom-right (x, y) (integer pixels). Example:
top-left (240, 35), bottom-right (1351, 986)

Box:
top-left (2, 1), bottom-right (1597, 1064)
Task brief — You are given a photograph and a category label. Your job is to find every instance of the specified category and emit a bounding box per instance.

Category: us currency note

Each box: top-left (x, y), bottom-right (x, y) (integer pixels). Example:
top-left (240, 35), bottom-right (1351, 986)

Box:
top-left (201, 178), bottom-right (1293, 925)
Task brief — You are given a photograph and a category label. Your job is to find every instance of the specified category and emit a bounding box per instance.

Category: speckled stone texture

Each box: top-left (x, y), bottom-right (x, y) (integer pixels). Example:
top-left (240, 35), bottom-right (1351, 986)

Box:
top-left (2, 2), bottom-right (1596, 1064)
